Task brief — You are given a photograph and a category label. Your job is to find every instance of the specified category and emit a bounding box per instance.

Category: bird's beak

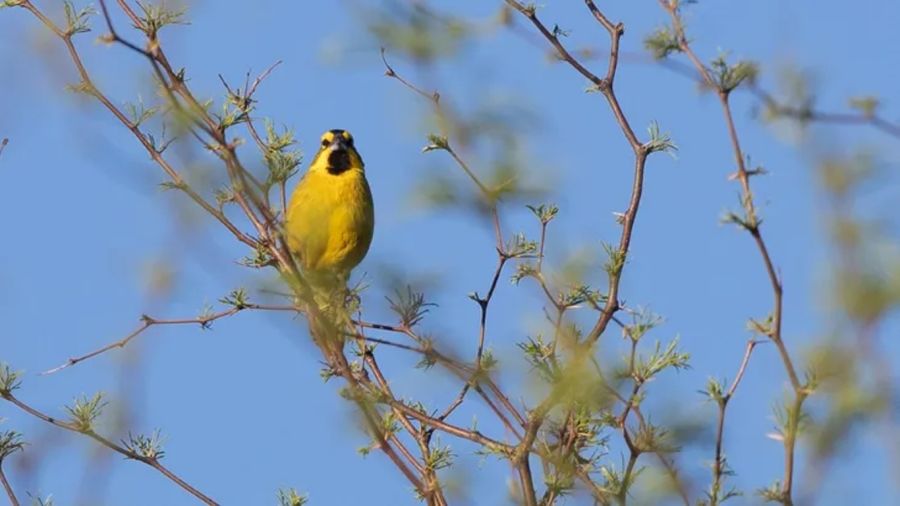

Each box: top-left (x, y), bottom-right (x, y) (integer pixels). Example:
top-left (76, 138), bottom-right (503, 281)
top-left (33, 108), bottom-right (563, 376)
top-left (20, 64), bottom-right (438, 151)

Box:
top-left (330, 138), bottom-right (348, 152)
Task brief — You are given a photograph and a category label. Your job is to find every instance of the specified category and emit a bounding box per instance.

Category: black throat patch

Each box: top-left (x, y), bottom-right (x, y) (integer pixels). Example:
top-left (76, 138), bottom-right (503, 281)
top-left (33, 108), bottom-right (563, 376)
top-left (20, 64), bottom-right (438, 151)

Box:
top-left (326, 149), bottom-right (351, 175)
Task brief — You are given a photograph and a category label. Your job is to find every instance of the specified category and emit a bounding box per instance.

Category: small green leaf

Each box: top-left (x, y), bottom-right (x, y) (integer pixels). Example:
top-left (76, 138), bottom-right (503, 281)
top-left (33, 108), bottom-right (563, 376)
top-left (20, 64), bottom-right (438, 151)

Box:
top-left (63, 1), bottom-right (96, 36)
top-left (644, 26), bottom-right (681, 60)
top-left (0, 364), bottom-right (22, 397)
top-left (277, 488), bottom-right (309, 506)
top-left (123, 429), bottom-right (165, 459)
top-left (551, 24), bottom-right (570, 38)
top-left (219, 288), bottom-right (249, 309)
top-left (848, 95), bottom-right (880, 118)
top-left (422, 134), bottom-right (450, 153)
top-left (645, 121), bottom-right (678, 156)
top-left (0, 430), bottom-right (25, 460)
top-left (710, 54), bottom-right (758, 93)
top-left (505, 232), bottom-right (537, 258)
top-left (135, 0), bottom-right (188, 37)
top-left (511, 262), bottom-right (537, 285)
top-left (386, 287), bottom-right (435, 328)
top-left (65, 392), bottom-right (107, 433)
top-left (526, 203), bottom-right (559, 225)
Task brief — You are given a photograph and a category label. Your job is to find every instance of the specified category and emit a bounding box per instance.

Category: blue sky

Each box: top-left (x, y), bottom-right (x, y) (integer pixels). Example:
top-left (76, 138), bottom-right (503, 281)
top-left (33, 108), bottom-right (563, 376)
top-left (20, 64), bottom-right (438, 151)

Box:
top-left (1, 1), bottom-right (898, 505)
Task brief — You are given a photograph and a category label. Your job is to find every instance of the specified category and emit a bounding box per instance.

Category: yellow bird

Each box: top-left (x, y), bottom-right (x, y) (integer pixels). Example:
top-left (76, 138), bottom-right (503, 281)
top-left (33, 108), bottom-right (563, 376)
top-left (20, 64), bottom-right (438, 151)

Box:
top-left (285, 129), bottom-right (374, 285)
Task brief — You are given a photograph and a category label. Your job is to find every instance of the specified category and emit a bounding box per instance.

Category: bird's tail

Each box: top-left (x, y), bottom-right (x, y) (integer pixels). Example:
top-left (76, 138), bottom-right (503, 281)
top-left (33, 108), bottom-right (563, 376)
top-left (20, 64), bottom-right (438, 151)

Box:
top-left (303, 271), bottom-right (356, 359)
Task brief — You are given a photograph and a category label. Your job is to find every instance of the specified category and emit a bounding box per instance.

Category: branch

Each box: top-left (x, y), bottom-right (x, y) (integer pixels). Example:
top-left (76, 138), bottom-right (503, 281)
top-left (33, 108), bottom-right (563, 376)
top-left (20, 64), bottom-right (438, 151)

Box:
top-left (656, 1), bottom-right (806, 502)
top-left (516, 458), bottom-right (538, 506)
top-left (387, 400), bottom-right (512, 453)
top-left (710, 339), bottom-right (761, 504)
top-left (313, 320), bottom-right (430, 498)
top-left (439, 254), bottom-right (507, 420)
top-left (503, 2), bottom-right (666, 501)
top-left (504, 2), bottom-right (603, 88)
top-left (14, 1), bottom-right (257, 250)
top-left (356, 343), bottom-right (447, 504)
top-left (593, 353), bottom-right (692, 504)
top-left (0, 462), bottom-right (18, 506)
top-left (505, 0), bottom-right (651, 346)
top-left (98, 0), bottom-right (301, 279)
top-left (379, 52), bottom-right (525, 435)
top-left (747, 84), bottom-right (900, 140)
top-left (357, 320), bottom-right (527, 438)
top-left (617, 49), bottom-right (900, 141)
top-left (0, 392), bottom-right (217, 505)
top-left (42, 302), bottom-right (296, 374)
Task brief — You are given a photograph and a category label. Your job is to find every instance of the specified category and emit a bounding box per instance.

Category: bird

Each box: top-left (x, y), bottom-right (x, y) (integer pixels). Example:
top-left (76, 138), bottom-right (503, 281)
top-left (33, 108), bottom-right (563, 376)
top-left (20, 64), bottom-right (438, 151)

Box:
top-left (285, 129), bottom-right (374, 289)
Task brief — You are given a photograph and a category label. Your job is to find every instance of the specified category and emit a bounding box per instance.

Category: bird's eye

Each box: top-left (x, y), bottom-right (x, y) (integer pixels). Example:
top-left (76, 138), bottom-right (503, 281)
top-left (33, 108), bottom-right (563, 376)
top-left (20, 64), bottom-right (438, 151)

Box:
top-left (321, 139), bottom-right (329, 148)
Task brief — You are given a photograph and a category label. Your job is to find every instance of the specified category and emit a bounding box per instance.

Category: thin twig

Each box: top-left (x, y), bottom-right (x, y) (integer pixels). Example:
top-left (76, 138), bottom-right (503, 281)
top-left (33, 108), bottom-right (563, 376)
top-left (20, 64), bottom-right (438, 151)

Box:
top-left (0, 462), bottom-right (18, 506)
top-left (359, 341), bottom-right (447, 503)
top-left (315, 322), bottom-right (430, 497)
top-left (41, 303), bottom-right (295, 374)
top-left (747, 85), bottom-right (900, 140)
top-left (102, 0), bottom-right (293, 273)
top-left (388, 400), bottom-right (512, 453)
top-left (380, 52), bottom-right (526, 437)
top-left (656, 2), bottom-right (805, 502)
top-left (711, 339), bottom-right (761, 503)
top-left (504, 0), bottom-right (649, 347)
top-left (503, 2), bottom-right (660, 501)
top-left (1, 393), bottom-right (217, 505)
top-left (16, 1), bottom-right (257, 250)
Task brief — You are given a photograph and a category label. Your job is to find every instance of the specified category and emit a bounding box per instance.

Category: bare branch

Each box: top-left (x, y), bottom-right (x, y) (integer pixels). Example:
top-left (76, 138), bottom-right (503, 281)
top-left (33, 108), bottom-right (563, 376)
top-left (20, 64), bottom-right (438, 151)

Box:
top-left (1, 392), bottom-right (217, 505)
top-left (656, 1), bottom-right (806, 501)
top-left (0, 463), bottom-right (18, 506)
top-left (42, 302), bottom-right (297, 374)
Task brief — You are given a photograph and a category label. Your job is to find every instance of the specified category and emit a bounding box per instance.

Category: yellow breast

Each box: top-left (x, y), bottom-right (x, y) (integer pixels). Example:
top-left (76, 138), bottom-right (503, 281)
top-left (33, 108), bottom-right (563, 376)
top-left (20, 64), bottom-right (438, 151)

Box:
top-left (285, 167), bottom-right (374, 274)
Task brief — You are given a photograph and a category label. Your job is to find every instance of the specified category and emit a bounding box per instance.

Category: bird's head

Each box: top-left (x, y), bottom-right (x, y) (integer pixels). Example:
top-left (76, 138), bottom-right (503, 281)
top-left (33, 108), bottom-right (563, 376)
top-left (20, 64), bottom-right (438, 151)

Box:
top-left (314, 129), bottom-right (364, 175)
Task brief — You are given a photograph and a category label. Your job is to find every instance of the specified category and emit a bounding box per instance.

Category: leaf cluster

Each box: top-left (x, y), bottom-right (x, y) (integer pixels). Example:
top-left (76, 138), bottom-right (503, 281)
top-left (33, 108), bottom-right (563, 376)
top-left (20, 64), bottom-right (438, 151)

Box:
top-left (386, 286), bottom-right (435, 328)
top-left (65, 392), bottom-right (107, 433)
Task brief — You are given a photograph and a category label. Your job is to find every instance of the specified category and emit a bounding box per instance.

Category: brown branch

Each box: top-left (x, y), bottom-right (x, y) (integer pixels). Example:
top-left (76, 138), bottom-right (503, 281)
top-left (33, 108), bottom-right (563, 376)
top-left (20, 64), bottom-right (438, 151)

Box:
top-left (380, 52), bottom-right (529, 439)
top-left (359, 335), bottom-right (431, 354)
top-left (365, 368), bottom-right (432, 477)
top-left (352, 326), bottom-right (447, 504)
top-left (711, 339), bottom-right (761, 503)
top-left (505, 3), bottom-right (603, 87)
top-left (41, 303), bottom-right (293, 374)
top-left (100, 0), bottom-right (298, 279)
top-left (516, 457), bottom-right (538, 506)
top-left (387, 399), bottom-right (514, 453)
top-left (216, 60), bottom-right (284, 190)
top-left (1, 392), bottom-right (217, 505)
top-left (439, 254), bottom-right (507, 420)
top-left (619, 49), bottom-right (900, 141)
top-left (747, 84), bottom-right (900, 140)
top-left (15, 1), bottom-right (257, 250)
top-left (503, 2), bottom-right (664, 502)
top-left (725, 340), bottom-right (760, 400)
top-left (657, 1), bottom-right (806, 502)
top-left (107, 0), bottom-right (310, 317)
top-left (619, 446), bottom-right (641, 506)
top-left (504, 0), bottom-right (649, 347)
top-left (358, 321), bottom-right (527, 439)
top-left (0, 461), bottom-right (18, 506)
top-left (593, 356), bottom-right (692, 505)
top-left (315, 323), bottom-right (429, 497)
